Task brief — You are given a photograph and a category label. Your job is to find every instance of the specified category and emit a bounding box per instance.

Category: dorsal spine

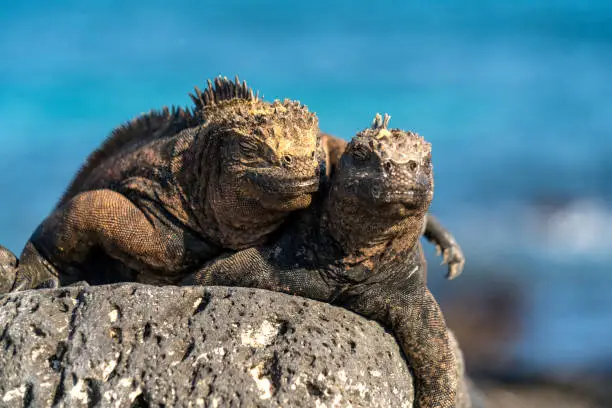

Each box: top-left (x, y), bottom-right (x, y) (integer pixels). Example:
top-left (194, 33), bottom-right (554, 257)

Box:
top-left (189, 75), bottom-right (259, 112)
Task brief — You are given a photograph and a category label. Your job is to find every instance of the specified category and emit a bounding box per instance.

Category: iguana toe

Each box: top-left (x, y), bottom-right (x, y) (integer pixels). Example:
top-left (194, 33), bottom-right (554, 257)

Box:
top-left (11, 275), bottom-right (60, 292)
top-left (442, 245), bottom-right (465, 280)
top-left (12, 242), bottom-right (60, 291)
top-left (35, 278), bottom-right (61, 289)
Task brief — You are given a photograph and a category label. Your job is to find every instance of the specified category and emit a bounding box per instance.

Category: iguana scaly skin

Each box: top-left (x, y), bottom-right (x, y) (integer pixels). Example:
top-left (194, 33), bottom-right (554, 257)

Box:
top-left (0, 245), bottom-right (17, 293)
top-left (183, 114), bottom-right (459, 407)
top-left (321, 132), bottom-right (465, 279)
top-left (9, 76), bottom-right (321, 290)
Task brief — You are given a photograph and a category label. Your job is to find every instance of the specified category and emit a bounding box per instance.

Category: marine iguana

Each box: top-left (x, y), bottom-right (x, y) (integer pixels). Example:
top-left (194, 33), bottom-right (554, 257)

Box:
top-left (0, 80), bottom-right (463, 292)
top-left (182, 114), bottom-right (459, 407)
top-left (320, 132), bottom-right (465, 279)
top-left (8, 76), bottom-right (322, 291)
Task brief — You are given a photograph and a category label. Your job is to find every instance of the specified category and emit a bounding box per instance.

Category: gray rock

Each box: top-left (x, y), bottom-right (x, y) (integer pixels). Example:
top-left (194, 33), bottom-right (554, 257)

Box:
top-left (0, 284), bottom-right (420, 407)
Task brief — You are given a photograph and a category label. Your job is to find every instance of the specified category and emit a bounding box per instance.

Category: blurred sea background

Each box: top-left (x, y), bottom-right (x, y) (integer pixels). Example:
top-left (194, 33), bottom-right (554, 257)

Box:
top-left (1, 1), bottom-right (611, 404)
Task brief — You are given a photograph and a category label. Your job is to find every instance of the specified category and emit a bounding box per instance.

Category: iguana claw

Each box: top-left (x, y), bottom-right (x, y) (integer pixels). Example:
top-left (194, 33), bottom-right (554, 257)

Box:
top-left (432, 235), bottom-right (465, 279)
top-left (440, 243), bottom-right (465, 280)
top-left (424, 215), bottom-right (466, 280)
top-left (11, 242), bottom-right (60, 292)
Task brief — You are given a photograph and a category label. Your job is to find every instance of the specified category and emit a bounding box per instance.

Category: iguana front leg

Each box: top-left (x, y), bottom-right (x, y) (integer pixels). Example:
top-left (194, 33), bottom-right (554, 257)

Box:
top-left (181, 247), bottom-right (335, 301)
top-left (339, 277), bottom-right (458, 408)
top-left (424, 215), bottom-right (465, 280)
top-left (14, 189), bottom-right (183, 290)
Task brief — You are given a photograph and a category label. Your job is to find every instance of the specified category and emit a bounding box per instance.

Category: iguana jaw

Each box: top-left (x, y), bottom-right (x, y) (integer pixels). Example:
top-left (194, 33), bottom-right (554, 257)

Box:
top-left (245, 173), bottom-right (318, 195)
top-left (255, 187), bottom-right (316, 211)
top-left (326, 159), bottom-right (433, 255)
top-left (242, 167), bottom-right (319, 210)
top-left (364, 177), bottom-right (432, 206)
top-left (334, 170), bottom-right (433, 216)
top-left (259, 193), bottom-right (313, 211)
top-left (325, 186), bottom-right (430, 258)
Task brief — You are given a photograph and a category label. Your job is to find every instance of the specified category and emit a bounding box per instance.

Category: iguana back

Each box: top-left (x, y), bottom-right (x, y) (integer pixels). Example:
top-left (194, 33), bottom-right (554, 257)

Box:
top-left (57, 76), bottom-right (258, 207)
top-left (11, 75), bottom-right (322, 290)
top-left (57, 106), bottom-right (197, 208)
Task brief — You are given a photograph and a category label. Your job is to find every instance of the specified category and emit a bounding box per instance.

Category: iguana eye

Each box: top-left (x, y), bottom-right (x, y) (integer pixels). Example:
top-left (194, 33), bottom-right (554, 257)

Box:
top-left (351, 144), bottom-right (369, 161)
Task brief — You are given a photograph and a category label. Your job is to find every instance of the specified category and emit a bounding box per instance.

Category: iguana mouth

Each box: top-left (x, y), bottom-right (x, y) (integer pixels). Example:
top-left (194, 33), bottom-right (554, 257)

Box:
top-left (246, 173), bottom-right (319, 196)
top-left (394, 190), bottom-right (428, 202)
top-left (374, 187), bottom-right (431, 207)
top-left (275, 179), bottom-right (318, 195)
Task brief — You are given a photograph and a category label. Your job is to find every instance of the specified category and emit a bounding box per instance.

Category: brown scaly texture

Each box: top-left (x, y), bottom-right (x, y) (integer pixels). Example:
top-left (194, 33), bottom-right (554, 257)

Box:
top-left (183, 114), bottom-right (461, 408)
top-left (56, 106), bottom-right (198, 209)
top-left (0, 244), bottom-right (17, 293)
top-left (320, 131), bottom-right (465, 279)
top-left (8, 75), bottom-right (321, 290)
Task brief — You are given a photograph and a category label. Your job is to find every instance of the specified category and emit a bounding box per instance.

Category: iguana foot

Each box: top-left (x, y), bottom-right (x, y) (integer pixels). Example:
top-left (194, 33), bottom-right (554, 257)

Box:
top-left (12, 275), bottom-right (60, 291)
top-left (424, 215), bottom-right (466, 280)
top-left (435, 242), bottom-right (465, 280)
top-left (0, 245), bottom-right (18, 293)
top-left (12, 242), bottom-right (60, 291)
top-left (34, 277), bottom-right (61, 289)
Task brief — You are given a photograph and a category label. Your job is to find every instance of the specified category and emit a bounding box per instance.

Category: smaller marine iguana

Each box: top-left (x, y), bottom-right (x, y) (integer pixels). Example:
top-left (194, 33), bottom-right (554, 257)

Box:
top-left (320, 132), bottom-right (465, 279)
top-left (8, 76), bottom-right (322, 291)
top-left (183, 114), bottom-right (459, 407)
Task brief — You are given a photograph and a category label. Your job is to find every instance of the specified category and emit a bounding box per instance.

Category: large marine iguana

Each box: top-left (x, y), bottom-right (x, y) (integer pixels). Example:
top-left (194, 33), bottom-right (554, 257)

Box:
top-left (182, 114), bottom-right (459, 407)
top-left (7, 76), bottom-right (323, 291)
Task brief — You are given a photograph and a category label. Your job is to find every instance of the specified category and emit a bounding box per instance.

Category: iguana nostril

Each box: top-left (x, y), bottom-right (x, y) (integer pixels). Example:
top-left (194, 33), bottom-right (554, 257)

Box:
top-left (408, 160), bottom-right (418, 172)
top-left (282, 155), bottom-right (293, 167)
top-left (384, 162), bottom-right (393, 172)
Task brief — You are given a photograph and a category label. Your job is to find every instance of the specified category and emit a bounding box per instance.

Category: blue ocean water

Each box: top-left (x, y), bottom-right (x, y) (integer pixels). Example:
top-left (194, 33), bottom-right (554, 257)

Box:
top-left (1, 1), bottom-right (611, 375)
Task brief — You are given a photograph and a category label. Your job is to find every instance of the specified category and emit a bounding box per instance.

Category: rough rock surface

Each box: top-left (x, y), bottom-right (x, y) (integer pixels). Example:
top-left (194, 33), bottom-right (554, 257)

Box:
top-left (0, 284), bottom-right (417, 407)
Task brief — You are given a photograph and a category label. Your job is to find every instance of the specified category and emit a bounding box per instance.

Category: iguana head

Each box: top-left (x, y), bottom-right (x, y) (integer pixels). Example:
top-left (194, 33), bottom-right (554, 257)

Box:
top-left (333, 113), bottom-right (433, 215)
top-left (191, 76), bottom-right (320, 212)
top-left (325, 114), bottom-right (433, 258)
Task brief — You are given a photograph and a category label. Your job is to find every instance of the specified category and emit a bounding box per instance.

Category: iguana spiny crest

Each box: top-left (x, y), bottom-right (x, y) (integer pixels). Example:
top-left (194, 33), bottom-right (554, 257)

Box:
top-left (191, 75), bottom-right (317, 134)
